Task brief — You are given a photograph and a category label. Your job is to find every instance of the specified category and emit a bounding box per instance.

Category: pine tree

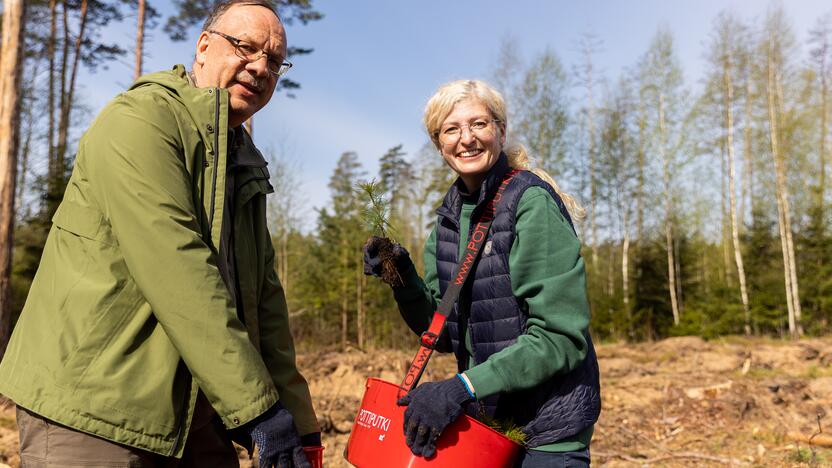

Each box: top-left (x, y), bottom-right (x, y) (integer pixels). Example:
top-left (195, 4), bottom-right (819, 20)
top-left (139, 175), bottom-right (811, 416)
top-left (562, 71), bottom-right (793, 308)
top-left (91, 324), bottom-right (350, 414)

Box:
top-left (321, 151), bottom-right (365, 349)
top-left (0, 0), bottom-right (26, 358)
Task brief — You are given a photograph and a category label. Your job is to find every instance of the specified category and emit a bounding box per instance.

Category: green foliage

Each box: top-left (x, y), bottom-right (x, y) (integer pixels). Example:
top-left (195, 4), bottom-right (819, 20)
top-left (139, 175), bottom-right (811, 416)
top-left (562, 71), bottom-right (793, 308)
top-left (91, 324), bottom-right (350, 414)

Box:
top-left (786, 446), bottom-right (827, 466)
top-left (23, 0), bottom-right (128, 71)
top-left (796, 192), bottom-right (832, 335)
top-left (377, 144), bottom-right (411, 203)
top-left (514, 48), bottom-right (570, 178)
top-left (9, 216), bottom-right (50, 328)
top-left (743, 209), bottom-right (790, 335)
top-left (477, 413), bottom-right (528, 446)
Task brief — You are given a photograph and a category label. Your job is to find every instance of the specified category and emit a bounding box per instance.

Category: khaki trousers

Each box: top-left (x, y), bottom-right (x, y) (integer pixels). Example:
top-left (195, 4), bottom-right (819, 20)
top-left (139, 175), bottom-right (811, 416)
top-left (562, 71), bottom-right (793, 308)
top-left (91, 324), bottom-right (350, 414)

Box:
top-left (17, 394), bottom-right (240, 468)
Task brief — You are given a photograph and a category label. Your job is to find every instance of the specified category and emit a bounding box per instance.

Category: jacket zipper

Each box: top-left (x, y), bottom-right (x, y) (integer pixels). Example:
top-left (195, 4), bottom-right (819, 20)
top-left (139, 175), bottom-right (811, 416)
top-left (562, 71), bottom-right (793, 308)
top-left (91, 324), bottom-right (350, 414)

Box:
top-left (169, 402), bottom-right (186, 456)
top-left (169, 364), bottom-right (192, 456)
top-left (171, 88), bottom-right (220, 457)
top-left (208, 88), bottom-right (220, 230)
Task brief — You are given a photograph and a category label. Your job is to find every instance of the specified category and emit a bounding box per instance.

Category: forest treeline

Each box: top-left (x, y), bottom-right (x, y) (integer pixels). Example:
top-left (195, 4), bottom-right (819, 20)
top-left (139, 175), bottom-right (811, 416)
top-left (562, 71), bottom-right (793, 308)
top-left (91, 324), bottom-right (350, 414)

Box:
top-left (273, 5), bottom-right (832, 348)
top-left (3, 3), bottom-right (832, 353)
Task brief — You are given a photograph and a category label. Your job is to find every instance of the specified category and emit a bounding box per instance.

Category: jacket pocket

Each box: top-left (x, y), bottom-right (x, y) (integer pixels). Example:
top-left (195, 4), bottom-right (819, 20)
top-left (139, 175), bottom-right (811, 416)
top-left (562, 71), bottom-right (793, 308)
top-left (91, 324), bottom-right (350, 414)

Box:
top-left (236, 169), bottom-right (273, 206)
top-left (52, 201), bottom-right (104, 240)
top-left (53, 200), bottom-right (119, 249)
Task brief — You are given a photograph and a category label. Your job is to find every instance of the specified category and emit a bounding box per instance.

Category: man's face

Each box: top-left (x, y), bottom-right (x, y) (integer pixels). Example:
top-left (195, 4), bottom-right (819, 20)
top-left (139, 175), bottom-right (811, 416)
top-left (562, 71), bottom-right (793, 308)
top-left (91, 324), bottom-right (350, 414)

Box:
top-left (193, 5), bottom-right (287, 127)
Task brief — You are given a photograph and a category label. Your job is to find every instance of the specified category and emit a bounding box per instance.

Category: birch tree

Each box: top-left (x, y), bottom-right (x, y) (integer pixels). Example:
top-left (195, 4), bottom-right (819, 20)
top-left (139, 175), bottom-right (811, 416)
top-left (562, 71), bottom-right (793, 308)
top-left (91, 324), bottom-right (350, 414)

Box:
top-left (639, 28), bottom-right (686, 325)
top-left (491, 34), bottom-right (523, 125)
top-left (706, 12), bottom-right (753, 334)
top-left (762, 8), bottom-right (803, 338)
top-left (808, 13), bottom-right (832, 218)
top-left (514, 48), bottom-right (571, 180)
top-left (265, 146), bottom-right (304, 304)
top-left (598, 77), bottom-right (638, 337)
top-left (575, 33), bottom-right (603, 269)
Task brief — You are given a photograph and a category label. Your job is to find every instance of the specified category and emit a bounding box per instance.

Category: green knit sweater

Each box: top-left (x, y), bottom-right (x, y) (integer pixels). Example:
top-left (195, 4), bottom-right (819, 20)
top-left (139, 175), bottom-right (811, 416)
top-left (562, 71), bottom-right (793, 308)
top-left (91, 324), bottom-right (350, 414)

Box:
top-left (393, 186), bottom-right (593, 451)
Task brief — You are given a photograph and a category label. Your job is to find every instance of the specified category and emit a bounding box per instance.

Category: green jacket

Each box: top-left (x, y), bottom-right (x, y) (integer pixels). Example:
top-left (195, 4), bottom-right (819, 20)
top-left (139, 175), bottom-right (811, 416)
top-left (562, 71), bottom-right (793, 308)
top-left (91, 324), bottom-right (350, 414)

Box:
top-left (0, 65), bottom-right (318, 457)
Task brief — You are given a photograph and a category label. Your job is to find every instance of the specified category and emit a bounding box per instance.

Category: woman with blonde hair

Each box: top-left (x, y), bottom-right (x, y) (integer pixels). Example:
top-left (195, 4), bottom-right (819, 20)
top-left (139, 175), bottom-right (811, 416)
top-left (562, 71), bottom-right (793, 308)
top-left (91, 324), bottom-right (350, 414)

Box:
top-left (364, 79), bottom-right (600, 467)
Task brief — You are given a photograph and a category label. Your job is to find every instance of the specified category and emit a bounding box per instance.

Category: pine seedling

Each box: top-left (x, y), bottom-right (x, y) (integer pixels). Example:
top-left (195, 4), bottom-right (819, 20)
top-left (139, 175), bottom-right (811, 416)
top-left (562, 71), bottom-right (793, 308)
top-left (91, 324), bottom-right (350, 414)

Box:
top-left (356, 179), bottom-right (394, 239)
top-left (356, 179), bottom-right (404, 287)
top-left (477, 412), bottom-right (528, 446)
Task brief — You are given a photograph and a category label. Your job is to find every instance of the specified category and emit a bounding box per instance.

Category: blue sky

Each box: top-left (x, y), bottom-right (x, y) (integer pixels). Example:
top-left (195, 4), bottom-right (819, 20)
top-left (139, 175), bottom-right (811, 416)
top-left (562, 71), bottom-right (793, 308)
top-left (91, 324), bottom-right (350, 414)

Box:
top-left (79, 0), bottom-right (830, 227)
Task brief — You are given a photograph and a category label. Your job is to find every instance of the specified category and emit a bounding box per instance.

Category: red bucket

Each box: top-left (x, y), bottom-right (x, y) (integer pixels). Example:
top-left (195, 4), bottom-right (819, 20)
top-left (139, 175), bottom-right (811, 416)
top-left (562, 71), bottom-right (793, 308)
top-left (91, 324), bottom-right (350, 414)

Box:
top-left (303, 445), bottom-right (324, 468)
top-left (345, 378), bottom-right (521, 467)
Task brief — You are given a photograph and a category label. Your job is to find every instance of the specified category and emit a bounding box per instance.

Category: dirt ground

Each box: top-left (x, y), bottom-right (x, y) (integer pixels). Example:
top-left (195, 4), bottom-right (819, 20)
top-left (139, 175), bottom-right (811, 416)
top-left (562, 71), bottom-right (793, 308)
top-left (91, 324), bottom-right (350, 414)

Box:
top-left (1, 336), bottom-right (831, 467)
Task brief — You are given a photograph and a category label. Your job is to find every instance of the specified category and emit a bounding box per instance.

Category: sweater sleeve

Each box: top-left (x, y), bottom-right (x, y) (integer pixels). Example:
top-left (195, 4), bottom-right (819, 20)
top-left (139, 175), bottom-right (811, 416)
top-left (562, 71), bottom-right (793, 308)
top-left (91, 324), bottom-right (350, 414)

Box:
top-left (391, 227), bottom-right (441, 335)
top-left (464, 187), bottom-right (591, 399)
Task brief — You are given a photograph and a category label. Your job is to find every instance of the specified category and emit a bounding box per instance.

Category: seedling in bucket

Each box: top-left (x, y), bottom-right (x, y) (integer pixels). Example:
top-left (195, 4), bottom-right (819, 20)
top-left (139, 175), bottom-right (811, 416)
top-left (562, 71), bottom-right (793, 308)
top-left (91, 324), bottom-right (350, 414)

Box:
top-left (477, 413), bottom-right (527, 446)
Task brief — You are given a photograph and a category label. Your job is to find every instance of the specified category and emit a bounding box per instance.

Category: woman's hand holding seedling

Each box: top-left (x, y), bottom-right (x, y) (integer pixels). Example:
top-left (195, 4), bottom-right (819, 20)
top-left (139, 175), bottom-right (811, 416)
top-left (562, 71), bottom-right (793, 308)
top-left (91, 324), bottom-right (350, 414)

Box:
top-left (362, 236), bottom-right (413, 286)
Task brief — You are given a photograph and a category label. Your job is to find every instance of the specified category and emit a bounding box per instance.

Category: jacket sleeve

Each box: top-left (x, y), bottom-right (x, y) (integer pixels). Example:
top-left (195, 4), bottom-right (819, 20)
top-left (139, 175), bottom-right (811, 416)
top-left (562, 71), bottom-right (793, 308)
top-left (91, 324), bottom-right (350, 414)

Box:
top-left (83, 94), bottom-right (277, 428)
top-left (464, 187), bottom-right (590, 399)
top-left (257, 233), bottom-right (320, 435)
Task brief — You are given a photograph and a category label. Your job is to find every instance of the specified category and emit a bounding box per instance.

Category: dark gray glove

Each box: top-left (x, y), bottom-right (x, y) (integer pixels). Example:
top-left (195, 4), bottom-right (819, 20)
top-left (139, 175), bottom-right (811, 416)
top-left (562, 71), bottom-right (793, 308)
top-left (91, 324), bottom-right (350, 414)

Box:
top-left (362, 236), bottom-right (413, 277)
top-left (244, 403), bottom-right (310, 468)
top-left (397, 376), bottom-right (474, 458)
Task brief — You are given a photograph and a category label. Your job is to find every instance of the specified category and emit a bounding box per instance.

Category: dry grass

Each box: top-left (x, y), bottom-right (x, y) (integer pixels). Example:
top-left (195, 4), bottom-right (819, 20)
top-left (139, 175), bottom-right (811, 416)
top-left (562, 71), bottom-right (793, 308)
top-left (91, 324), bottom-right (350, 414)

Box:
top-left (1, 336), bottom-right (831, 467)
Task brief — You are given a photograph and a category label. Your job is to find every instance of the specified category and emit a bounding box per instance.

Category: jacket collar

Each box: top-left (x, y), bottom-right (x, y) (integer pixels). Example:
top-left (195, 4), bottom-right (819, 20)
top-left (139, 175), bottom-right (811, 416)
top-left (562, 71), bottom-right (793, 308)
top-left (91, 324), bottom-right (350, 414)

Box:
top-left (228, 127), bottom-right (267, 171)
top-left (132, 64), bottom-right (231, 250)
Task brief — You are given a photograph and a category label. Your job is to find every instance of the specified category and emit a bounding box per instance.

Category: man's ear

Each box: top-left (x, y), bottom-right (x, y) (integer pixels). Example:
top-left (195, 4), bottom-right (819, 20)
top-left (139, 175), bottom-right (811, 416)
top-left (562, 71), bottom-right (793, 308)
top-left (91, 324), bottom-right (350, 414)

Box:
top-left (194, 31), bottom-right (211, 67)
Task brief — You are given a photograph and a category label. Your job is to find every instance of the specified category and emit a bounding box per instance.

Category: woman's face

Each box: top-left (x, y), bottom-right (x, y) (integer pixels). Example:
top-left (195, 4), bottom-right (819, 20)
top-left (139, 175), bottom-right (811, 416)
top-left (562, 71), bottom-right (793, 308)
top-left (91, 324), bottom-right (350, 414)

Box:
top-left (437, 98), bottom-right (506, 192)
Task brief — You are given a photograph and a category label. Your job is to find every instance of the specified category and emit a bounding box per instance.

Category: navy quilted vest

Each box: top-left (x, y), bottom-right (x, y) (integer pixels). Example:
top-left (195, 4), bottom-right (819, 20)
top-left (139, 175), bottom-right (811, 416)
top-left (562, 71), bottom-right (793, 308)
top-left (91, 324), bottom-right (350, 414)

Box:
top-left (434, 153), bottom-right (601, 446)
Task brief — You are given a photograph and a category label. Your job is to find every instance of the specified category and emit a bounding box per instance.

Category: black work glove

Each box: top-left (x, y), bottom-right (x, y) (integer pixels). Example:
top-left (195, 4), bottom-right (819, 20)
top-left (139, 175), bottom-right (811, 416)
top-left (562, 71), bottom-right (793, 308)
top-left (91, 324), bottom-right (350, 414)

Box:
top-left (397, 376), bottom-right (474, 458)
top-left (362, 236), bottom-right (413, 278)
top-left (300, 432), bottom-right (321, 447)
top-left (243, 402), bottom-right (310, 468)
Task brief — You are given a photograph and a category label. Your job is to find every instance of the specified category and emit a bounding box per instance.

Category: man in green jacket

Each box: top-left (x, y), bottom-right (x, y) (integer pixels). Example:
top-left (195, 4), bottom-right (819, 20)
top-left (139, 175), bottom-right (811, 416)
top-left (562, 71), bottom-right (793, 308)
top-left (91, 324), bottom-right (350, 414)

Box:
top-left (0, 1), bottom-right (318, 466)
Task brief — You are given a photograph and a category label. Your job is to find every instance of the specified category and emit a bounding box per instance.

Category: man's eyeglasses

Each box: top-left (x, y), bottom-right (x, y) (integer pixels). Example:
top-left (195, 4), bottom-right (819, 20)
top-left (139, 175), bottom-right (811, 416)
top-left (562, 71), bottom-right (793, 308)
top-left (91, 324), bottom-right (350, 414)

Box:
top-left (436, 119), bottom-right (501, 144)
top-left (207, 30), bottom-right (292, 78)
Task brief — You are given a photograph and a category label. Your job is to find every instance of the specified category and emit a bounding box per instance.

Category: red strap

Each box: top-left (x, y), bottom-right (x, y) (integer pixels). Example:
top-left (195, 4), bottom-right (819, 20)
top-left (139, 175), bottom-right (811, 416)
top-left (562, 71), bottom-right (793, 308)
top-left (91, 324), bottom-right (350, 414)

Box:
top-left (397, 170), bottom-right (518, 399)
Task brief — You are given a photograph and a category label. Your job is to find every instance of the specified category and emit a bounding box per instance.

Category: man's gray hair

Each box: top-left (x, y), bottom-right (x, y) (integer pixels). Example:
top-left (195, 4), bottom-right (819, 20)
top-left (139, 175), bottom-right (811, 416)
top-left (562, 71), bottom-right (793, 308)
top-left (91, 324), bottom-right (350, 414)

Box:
top-left (201, 0), bottom-right (279, 31)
